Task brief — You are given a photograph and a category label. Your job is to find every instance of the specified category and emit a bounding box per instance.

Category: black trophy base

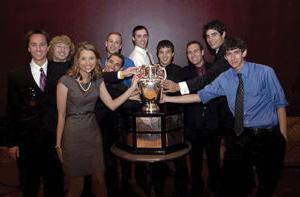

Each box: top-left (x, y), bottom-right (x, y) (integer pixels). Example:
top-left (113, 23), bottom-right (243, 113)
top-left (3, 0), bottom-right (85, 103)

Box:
top-left (118, 107), bottom-right (186, 155)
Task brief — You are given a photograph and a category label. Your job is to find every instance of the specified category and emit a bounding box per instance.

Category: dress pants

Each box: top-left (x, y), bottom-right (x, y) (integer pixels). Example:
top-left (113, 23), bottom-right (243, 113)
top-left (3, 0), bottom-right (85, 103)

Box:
top-left (222, 126), bottom-right (286, 197)
top-left (17, 132), bottom-right (64, 197)
top-left (186, 128), bottom-right (222, 195)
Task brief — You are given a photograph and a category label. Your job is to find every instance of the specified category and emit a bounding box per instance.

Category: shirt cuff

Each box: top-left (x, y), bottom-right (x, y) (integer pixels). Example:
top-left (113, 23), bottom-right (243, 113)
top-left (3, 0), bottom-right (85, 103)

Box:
top-left (178, 81), bottom-right (190, 95)
top-left (117, 71), bottom-right (124, 79)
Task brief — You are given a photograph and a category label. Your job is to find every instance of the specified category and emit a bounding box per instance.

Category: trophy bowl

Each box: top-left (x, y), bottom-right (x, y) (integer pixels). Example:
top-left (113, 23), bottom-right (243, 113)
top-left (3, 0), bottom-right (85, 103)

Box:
top-left (138, 64), bottom-right (166, 113)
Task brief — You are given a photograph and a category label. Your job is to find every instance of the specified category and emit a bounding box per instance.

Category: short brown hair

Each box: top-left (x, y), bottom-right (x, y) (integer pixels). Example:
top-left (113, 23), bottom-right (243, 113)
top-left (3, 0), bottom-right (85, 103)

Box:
top-left (25, 29), bottom-right (49, 48)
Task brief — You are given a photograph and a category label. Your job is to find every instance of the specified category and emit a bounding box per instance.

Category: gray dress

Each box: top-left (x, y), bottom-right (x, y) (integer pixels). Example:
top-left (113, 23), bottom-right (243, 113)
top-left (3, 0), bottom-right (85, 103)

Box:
top-left (59, 75), bottom-right (104, 176)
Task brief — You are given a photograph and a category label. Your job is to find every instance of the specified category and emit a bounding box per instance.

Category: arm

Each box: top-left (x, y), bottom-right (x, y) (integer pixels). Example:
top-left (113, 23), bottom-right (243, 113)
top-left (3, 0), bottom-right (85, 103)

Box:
top-left (99, 75), bottom-right (139, 111)
top-left (163, 94), bottom-right (201, 104)
top-left (56, 83), bottom-right (68, 148)
top-left (6, 72), bottom-right (20, 160)
top-left (277, 107), bottom-right (287, 140)
top-left (185, 58), bottom-right (229, 93)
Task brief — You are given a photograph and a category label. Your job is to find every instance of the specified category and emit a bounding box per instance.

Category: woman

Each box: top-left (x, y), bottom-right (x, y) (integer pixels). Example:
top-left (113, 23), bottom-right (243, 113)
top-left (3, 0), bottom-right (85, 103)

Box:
top-left (55, 42), bottom-right (139, 197)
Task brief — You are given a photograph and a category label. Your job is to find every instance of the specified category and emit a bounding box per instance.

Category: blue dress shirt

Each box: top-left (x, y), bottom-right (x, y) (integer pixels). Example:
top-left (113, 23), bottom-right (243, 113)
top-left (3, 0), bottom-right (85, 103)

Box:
top-left (198, 61), bottom-right (288, 129)
top-left (101, 56), bottom-right (135, 87)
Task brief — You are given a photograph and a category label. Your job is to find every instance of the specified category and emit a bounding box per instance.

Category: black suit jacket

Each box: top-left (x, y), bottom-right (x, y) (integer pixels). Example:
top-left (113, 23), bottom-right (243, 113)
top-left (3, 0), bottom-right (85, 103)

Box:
top-left (186, 46), bottom-right (230, 92)
top-left (6, 61), bottom-right (68, 147)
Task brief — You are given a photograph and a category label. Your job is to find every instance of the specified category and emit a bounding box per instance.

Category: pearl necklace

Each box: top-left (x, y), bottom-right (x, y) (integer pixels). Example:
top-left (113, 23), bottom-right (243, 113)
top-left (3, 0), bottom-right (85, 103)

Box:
top-left (77, 80), bottom-right (92, 92)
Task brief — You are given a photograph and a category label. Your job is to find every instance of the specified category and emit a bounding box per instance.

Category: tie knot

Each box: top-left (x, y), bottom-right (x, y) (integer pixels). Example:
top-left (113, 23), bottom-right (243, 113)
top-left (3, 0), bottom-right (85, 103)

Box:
top-left (40, 67), bottom-right (44, 72)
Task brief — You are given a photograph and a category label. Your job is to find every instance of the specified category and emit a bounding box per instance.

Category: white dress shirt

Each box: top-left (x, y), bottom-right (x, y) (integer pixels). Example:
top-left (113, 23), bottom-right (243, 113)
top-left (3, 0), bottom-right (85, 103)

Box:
top-left (30, 59), bottom-right (48, 88)
top-left (129, 46), bottom-right (155, 66)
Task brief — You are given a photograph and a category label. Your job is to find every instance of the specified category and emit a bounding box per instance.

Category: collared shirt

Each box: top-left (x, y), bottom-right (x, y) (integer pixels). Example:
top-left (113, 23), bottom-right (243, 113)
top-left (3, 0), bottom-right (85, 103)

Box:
top-left (129, 46), bottom-right (155, 66)
top-left (101, 56), bottom-right (135, 87)
top-left (30, 59), bottom-right (48, 88)
top-left (198, 61), bottom-right (288, 128)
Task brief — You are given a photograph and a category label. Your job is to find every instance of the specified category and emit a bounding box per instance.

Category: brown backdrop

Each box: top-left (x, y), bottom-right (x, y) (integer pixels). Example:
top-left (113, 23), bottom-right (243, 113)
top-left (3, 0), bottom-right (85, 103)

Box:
top-left (1, 0), bottom-right (300, 116)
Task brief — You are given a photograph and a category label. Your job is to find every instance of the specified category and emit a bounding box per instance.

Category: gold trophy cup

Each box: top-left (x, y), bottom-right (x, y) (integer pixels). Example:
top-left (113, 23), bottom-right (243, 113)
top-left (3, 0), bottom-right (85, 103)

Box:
top-left (138, 64), bottom-right (167, 113)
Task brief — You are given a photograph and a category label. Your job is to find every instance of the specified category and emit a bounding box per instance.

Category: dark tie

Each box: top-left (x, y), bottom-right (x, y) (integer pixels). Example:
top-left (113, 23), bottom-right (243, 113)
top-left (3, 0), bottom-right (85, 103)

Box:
top-left (146, 51), bottom-right (153, 65)
top-left (234, 73), bottom-right (244, 136)
top-left (40, 67), bottom-right (47, 92)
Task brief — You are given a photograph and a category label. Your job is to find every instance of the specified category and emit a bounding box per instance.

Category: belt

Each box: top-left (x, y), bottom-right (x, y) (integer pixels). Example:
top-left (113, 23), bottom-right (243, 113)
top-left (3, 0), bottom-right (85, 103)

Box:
top-left (244, 125), bottom-right (278, 135)
top-left (66, 111), bottom-right (95, 117)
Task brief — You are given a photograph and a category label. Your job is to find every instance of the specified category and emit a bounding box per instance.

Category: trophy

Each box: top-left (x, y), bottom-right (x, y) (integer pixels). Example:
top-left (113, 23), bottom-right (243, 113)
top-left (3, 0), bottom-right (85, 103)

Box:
top-left (138, 64), bottom-right (166, 113)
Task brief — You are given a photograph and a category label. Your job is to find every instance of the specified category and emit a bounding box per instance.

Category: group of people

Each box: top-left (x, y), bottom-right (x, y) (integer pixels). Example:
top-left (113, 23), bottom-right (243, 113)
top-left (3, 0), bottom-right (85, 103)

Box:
top-left (6, 20), bottom-right (287, 197)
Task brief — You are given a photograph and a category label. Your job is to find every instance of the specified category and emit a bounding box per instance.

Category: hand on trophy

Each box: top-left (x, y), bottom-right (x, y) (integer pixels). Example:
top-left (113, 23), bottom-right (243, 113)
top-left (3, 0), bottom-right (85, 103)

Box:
top-left (161, 79), bottom-right (180, 93)
top-left (129, 89), bottom-right (141, 102)
top-left (122, 66), bottom-right (139, 77)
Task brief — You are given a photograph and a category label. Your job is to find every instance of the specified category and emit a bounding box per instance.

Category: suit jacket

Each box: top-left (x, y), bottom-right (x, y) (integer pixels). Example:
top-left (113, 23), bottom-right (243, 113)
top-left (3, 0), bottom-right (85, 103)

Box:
top-left (181, 64), bottom-right (219, 131)
top-left (186, 46), bottom-right (230, 92)
top-left (6, 61), bottom-right (68, 147)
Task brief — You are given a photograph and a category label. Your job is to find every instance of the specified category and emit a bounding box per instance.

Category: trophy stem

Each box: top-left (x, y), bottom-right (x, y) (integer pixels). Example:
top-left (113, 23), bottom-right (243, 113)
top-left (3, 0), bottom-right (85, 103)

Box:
top-left (142, 102), bottom-right (160, 113)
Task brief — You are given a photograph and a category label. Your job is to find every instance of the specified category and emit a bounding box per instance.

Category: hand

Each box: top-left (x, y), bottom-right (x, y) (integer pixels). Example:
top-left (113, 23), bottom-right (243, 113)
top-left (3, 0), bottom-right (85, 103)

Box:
top-left (55, 146), bottom-right (63, 163)
top-left (8, 146), bottom-right (19, 160)
top-left (122, 67), bottom-right (139, 77)
top-left (129, 90), bottom-right (141, 101)
top-left (161, 80), bottom-right (180, 93)
top-left (130, 74), bottom-right (141, 89)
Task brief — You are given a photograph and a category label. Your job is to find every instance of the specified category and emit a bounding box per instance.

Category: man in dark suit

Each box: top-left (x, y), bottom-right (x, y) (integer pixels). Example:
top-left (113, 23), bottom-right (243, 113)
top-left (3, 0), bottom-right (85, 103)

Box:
top-left (6, 29), bottom-right (64, 197)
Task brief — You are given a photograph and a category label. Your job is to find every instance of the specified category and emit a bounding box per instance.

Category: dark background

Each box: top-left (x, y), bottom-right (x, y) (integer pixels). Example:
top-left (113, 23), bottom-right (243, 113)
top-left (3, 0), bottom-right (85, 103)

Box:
top-left (1, 0), bottom-right (300, 116)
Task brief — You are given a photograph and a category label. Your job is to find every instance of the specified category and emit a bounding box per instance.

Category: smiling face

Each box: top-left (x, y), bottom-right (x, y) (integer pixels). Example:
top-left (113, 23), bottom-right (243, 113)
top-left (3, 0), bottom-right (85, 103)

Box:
top-left (105, 34), bottom-right (122, 55)
top-left (205, 29), bottom-right (226, 50)
top-left (158, 47), bottom-right (174, 67)
top-left (224, 48), bottom-right (247, 72)
top-left (78, 49), bottom-right (97, 76)
top-left (187, 43), bottom-right (204, 67)
top-left (28, 34), bottom-right (48, 65)
top-left (105, 55), bottom-right (123, 72)
top-left (132, 29), bottom-right (148, 49)
top-left (53, 42), bottom-right (70, 62)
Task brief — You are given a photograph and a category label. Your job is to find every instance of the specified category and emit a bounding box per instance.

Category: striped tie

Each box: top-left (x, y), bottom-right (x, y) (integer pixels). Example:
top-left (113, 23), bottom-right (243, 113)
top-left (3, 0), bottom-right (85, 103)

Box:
top-left (234, 73), bottom-right (244, 136)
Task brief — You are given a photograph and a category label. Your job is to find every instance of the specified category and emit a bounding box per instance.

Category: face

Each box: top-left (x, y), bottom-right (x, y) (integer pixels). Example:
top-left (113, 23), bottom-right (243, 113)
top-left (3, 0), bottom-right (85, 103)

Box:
top-left (224, 48), bottom-right (247, 72)
top-left (158, 47), bottom-right (174, 67)
top-left (132, 29), bottom-right (148, 49)
top-left (53, 42), bottom-right (70, 62)
top-left (205, 29), bottom-right (226, 50)
top-left (28, 34), bottom-right (48, 65)
top-left (105, 34), bottom-right (122, 55)
top-left (187, 43), bottom-right (204, 66)
top-left (78, 50), bottom-right (97, 75)
top-left (105, 55), bottom-right (123, 72)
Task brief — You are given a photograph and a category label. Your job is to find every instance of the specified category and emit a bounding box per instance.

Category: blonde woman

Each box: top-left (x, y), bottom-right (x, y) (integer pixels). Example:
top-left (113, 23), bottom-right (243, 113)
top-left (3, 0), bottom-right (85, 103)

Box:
top-left (55, 42), bottom-right (139, 197)
top-left (48, 35), bottom-right (75, 63)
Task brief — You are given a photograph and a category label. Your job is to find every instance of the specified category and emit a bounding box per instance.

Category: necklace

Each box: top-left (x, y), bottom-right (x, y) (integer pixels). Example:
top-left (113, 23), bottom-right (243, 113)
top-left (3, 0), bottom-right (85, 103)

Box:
top-left (77, 80), bottom-right (92, 92)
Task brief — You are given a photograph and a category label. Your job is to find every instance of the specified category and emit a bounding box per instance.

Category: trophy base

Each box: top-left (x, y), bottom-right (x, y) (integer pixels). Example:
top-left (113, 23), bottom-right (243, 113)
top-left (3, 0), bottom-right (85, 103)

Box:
top-left (118, 108), bottom-right (185, 154)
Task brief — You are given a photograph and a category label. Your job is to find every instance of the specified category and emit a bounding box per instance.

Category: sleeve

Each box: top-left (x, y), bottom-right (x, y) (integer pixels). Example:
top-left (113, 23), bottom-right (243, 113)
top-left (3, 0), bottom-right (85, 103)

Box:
top-left (197, 75), bottom-right (226, 104)
top-left (102, 72), bottom-right (121, 83)
top-left (265, 67), bottom-right (288, 108)
top-left (58, 75), bottom-right (70, 87)
top-left (186, 57), bottom-right (229, 92)
top-left (6, 72), bottom-right (21, 146)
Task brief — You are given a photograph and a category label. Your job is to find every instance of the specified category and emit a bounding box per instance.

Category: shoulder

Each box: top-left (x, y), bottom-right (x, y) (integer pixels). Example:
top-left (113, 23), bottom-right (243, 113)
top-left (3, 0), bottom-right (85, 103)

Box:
top-left (124, 57), bottom-right (135, 67)
top-left (247, 61), bottom-right (274, 74)
top-left (58, 75), bottom-right (74, 87)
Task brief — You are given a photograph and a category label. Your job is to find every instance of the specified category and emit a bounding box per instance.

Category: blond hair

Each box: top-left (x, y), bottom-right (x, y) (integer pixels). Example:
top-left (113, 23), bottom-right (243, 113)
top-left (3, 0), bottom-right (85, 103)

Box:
top-left (48, 35), bottom-right (75, 61)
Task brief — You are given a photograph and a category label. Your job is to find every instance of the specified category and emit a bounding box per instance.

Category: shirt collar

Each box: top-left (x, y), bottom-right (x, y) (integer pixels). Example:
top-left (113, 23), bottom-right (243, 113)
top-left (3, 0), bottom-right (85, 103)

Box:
top-left (30, 59), bottom-right (48, 74)
top-left (134, 45), bottom-right (147, 54)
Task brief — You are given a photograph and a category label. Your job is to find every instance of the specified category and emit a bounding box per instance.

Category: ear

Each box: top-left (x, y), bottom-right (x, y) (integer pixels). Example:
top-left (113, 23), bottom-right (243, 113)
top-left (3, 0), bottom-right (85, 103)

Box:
top-left (242, 49), bottom-right (247, 57)
top-left (221, 31), bottom-right (226, 39)
top-left (171, 52), bottom-right (174, 57)
top-left (201, 49), bottom-right (204, 56)
top-left (105, 41), bottom-right (108, 48)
